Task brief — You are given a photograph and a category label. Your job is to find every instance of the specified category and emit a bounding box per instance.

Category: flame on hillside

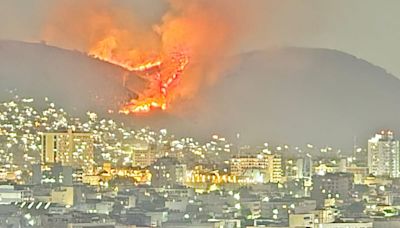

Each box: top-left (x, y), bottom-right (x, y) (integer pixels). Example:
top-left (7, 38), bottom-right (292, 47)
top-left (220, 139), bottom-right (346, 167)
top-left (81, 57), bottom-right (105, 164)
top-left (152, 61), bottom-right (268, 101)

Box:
top-left (42, 0), bottom-right (248, 114)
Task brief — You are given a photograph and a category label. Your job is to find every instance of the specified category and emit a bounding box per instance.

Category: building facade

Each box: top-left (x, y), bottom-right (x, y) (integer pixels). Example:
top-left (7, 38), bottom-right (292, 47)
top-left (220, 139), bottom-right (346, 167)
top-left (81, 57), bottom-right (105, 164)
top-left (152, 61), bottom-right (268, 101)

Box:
top-left (132, 142), bottom-right (157, 168)
top-left (230, 154), bottom-right (282, 183)
top-left (41, 129), bottom-right (94, 168)
top-left (311, 172), bottom-right (354, 207)
top-left (368, 130), bottom-right (400, 178)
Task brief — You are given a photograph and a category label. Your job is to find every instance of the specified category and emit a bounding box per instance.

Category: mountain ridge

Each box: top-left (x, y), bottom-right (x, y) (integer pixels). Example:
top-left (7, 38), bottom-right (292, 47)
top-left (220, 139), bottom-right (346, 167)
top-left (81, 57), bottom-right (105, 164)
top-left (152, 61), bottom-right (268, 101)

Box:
top-left (0, 40), bottom-right (145, 113)
top-left (1, 40), bottom-right (400, 149)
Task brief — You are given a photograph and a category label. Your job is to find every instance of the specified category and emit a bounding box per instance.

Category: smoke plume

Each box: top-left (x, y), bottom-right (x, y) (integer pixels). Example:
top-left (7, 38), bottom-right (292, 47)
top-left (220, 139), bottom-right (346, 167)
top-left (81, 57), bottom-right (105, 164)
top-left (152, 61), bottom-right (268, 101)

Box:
top-left (42, 0), bottom-right (248, 114)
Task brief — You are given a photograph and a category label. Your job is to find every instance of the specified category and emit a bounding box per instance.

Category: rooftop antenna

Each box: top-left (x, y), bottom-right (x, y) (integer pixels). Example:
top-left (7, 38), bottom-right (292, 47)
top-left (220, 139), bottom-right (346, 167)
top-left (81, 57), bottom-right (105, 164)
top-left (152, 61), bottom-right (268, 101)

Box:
top-left (236, 133), bottom-right (240, 158)
top-left (353, 136), bottom-right (357, 160)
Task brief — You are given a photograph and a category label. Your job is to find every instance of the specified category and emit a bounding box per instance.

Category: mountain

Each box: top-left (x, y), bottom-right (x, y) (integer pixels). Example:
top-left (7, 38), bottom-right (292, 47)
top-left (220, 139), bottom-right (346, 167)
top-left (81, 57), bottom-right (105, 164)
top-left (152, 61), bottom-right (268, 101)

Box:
top-left (186, 48), bottom-right (400, 149)
top-left (0, 40), bottom-right (145, 113)
top-left (1, 40), bottom-right (400, 149)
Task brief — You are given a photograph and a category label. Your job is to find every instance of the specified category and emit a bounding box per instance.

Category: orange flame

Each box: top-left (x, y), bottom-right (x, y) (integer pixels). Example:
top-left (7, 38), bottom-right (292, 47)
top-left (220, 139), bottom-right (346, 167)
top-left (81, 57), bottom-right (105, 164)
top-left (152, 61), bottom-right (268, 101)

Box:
top-left (43, 0), bottom-right (247, 115)
top-left (89, 36), bottom-right (190, 114)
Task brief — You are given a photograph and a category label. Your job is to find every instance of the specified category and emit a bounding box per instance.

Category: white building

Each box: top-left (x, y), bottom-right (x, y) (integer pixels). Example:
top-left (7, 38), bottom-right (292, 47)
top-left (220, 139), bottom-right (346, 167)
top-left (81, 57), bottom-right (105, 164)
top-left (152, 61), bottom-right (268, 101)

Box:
top-left (317, 222), bottom-right (373, 228)
top-left (368, 130), bottom-right (400, 178)
top-left (296, 156), bottom-right (313, 179)
top-left (230, 154), bottom-right (282, 183)
top-left (41, 129), bottom-right (94, 168)
top-left (0, 185), bottom-right (32, 204)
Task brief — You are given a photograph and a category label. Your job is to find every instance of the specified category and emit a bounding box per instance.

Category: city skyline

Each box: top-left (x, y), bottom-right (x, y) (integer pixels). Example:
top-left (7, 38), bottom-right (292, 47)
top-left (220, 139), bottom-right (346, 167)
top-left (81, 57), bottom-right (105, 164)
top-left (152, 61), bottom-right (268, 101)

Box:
top-left (0, 1), bottom-right (400, 228)
top-left (0, 94), bottom-right (397, 227)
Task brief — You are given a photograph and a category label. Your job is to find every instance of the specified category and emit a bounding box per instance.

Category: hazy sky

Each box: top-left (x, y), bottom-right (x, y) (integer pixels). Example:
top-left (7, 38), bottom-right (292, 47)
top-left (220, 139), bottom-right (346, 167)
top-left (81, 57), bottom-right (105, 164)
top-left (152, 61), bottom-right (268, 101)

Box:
top-left (1, 0), bottom-right (400, 77)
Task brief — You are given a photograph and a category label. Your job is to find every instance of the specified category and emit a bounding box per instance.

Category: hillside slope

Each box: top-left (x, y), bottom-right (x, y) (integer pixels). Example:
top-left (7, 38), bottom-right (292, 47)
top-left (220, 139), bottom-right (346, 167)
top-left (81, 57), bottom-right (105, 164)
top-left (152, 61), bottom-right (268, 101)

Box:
top-left (0, 40), bottom-right (145, 113)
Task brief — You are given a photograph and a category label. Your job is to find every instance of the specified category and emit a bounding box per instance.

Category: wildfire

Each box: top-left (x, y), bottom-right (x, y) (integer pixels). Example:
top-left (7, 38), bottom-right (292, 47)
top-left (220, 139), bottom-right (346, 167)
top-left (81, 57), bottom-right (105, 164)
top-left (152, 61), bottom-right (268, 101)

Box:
top-left (44, 1), bottom-right (242, 115)
top-left (89, 38), bottom-right (189, 114)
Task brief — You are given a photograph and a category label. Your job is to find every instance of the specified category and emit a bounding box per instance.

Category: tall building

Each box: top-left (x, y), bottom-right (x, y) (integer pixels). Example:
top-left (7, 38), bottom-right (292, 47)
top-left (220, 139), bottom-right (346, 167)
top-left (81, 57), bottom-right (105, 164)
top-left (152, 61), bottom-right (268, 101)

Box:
top-left (41, 164), bottom-right (75, 186)
top-left (266, 154), bottom-right (283, 183)
top-left (230, 154), bottom-right (282, 183)
top-left (150, 157), bottom-right (187, 188)
top-left (40, 129), bottom-right (94, 168)
top-left (132, 141), bottom-right (157, 168)
top-left (31, 164), bottom-right (42, 185)
top-left (296, 156), bottom-right (313, 179)
top-left (311, 172), bottom-right (354, 207)
top-left (51, 164), bottom-right (73, 186)
top-left (368, 130), bottom-right (400, 178)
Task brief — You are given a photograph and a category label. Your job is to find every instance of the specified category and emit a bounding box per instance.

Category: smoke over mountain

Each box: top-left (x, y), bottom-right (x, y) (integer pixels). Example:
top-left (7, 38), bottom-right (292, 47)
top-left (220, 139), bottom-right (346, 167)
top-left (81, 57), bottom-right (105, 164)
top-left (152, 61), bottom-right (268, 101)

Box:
top-left (2, 40), bottom-right (400, 149)
top-left (41, 0), bottom-right (249, 113)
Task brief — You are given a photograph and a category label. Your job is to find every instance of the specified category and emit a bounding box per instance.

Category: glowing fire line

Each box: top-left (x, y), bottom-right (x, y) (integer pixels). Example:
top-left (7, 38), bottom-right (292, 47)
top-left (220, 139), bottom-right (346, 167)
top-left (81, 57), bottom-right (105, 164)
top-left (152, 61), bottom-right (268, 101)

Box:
top-left (90, 54), bottom-right (162, 72)
top-left (89, 51), bottom-right (189, 114)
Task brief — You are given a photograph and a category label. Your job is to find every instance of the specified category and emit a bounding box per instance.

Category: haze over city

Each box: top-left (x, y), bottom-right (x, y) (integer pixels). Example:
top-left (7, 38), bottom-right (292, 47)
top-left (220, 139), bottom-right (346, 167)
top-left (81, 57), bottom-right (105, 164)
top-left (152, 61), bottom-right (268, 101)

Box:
top-left (0, 1), bottom-right (400, 228)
